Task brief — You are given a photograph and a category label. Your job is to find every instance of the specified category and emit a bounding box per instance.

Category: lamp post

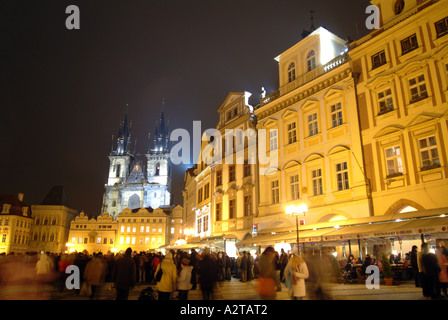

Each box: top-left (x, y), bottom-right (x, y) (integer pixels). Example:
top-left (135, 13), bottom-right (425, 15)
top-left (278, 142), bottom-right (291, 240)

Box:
top-left (286, 204), bottom-right (308, 255)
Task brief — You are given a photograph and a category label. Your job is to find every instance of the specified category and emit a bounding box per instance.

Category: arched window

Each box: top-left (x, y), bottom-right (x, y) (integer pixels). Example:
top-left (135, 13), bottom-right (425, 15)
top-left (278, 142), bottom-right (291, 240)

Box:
top-left (288, 62), bottom-right (296, 83)
top-left (155, 163), bottom-right (160, 176)
top-left (307, 50), bottom-right (316, 72)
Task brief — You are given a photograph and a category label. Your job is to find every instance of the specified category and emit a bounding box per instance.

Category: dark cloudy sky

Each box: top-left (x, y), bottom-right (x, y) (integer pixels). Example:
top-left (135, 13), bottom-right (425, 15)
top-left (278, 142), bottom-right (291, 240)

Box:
top-left (1, 0), bottom-right (370, 216)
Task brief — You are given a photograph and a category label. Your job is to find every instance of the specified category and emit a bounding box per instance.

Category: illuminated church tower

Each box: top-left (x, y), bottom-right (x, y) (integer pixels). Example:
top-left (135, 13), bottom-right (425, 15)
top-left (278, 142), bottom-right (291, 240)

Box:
top-left (102, 105), bottom-right (172, 219)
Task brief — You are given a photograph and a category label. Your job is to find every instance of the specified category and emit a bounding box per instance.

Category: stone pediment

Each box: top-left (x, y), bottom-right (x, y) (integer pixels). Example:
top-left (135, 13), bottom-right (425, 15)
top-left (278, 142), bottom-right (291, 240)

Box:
top-left (406, 112), bottom-right (442, 129)
top-left (373, 125), bottom-right (405, 139)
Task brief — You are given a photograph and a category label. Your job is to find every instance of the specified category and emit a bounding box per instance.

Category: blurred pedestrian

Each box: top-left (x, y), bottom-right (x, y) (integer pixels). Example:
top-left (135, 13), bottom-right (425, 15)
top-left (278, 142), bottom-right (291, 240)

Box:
top-left (280, 249), bottom-right (289, 282)
top-left (155, 252), bottom-right (177, 300)
top-left (421, 243), bottom-right (441, 299)
top-left (190, 249), bottom-right (199, 290)
top-left (256, 247), bottom-right (276, 300)
top-left (410, 245), bottom-right (421, 287)
top-left (284, 254), bottom-right (309, 300)
top-left (84, 253), bottom-right (105, 299)
top-left (436, 247), bottom-right (448, 297)
top-left (177, 258), bottom-right (192, 300)
top-left (112, 248), bottom-right (136, 300)
top-left (198, 249), bottom-right (218, 300)
top-left (240, 251), bottom-right (247, 282)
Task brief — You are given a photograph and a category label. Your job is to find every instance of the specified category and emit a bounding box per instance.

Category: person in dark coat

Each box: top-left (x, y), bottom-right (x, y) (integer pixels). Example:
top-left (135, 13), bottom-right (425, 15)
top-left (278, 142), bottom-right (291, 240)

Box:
top-left (421, 243), bottom-right (442, 299)
top-left (112, 248), bottom-right (136, 300)
top-left (198, 249), bottom-right (218, 300)
top-left (189, 250), bottom-right (199, 290)
top-left (410, 245), bottom-right (420, 287)
top-left (240, 251), bottom-right (248, 282)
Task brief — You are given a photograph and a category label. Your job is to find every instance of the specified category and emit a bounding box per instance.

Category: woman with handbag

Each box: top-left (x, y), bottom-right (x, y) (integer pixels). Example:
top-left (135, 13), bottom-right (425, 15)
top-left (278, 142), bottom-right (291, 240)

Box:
top-left (284, 254), bottom-right (309, 300)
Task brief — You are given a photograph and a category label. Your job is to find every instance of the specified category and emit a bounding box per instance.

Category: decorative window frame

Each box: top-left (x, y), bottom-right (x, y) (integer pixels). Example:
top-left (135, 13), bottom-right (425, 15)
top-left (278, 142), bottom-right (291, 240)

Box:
top-left (397, 61), bottom-right (432, 110)
top-left (328, 146), bottom-right (352, 193)
top-left (397, 31), bottom-right (424, 63)
top-left (283, 160), bottom-right (301, 201)
top-left (302, 99), bottom-right (322, 141)
top-left (366, 74), bottom-right (398, 120)
top-left (281, 109), bottom-right (299, 146)
top-left (304, 153), bottom-right (325, 198)
top-left (324, 88), bottom-right (346, 131)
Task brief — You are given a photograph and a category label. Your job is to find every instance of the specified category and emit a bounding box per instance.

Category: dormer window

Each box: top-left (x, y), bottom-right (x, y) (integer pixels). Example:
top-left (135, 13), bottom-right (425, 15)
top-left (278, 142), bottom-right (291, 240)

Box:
top-left (226, 108), bottom-right (238, 122)
top-left (307, 50), bottom-right (316, 72)
top-left (288, 62), bottom-right (296, 83)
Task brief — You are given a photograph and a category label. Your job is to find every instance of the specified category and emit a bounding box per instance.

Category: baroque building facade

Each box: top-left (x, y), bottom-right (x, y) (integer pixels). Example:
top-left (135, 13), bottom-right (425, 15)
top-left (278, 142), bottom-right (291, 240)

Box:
top-left (0, 193), bottom-right (33, 254)
top-left (348, 0), bottom-right (448, 215)
top-left (254, 26), bottom-right (371, 235)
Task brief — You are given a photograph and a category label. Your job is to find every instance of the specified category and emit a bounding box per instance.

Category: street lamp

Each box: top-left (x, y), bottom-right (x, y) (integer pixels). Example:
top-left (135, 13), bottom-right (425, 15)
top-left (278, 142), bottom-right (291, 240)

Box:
top-left (286, 204), bottom-right (308, 255)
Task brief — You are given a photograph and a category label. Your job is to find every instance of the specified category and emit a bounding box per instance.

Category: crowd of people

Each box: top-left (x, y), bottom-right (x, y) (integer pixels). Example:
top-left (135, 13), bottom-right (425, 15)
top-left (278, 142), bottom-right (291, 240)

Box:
top-left (1, 241), bottom-right (446, 300)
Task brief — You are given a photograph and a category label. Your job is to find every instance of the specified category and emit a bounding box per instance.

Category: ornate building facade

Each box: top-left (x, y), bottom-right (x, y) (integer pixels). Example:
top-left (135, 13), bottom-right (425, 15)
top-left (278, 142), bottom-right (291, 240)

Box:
top-left (102, 108), bottom-right (172, 219)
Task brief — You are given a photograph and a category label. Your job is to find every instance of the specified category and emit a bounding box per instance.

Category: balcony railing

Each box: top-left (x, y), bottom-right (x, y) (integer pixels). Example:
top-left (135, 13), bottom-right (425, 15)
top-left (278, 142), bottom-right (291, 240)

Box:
top-left (260, 52), bottom-right (350, 107)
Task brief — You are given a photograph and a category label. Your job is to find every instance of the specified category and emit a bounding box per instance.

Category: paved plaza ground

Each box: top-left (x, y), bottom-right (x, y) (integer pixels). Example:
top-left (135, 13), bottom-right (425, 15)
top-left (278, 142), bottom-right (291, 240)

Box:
top-left (50, 277), bottom-right (433, 301)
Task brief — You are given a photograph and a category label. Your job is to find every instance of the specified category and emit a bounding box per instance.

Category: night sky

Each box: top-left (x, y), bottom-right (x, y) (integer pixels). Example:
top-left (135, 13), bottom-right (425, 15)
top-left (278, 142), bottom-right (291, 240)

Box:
top-left (1, 0), bottom-right (371, 217)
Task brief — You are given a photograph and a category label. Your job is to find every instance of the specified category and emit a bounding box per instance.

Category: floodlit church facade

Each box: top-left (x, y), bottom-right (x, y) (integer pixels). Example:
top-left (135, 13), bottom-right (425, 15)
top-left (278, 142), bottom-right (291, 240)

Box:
top-left (101, 109), bottom-right (172, 219)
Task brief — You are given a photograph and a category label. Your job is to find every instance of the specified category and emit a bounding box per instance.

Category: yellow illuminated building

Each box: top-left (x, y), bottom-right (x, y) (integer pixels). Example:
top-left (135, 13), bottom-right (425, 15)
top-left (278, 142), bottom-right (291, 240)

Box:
top-left (255, 26), bottom-right (371, 234)
top-left (348, 0), bottom-right (448, 215)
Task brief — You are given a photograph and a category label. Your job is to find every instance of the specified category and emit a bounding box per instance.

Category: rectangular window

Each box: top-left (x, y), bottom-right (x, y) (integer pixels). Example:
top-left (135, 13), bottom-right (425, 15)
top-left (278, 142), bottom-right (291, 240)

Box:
top-left (229, 165), bottom-right (236, 182)
top-left (197, 217), bottom-right (202, 234)
top-left (409, 75), bottom-right (427, 103)
top-left (330, 103), bottom-right (343, 127)
top-left (103, 238), bottom-right (107, 244)
top-left (336, 162), bottom-right (349, 191)
top-left (229, 199), bottom-right (236, 219)
top-left (401, 34), bottom-right (418, 55)
top-left (271, 180), bottom-right (280, 204)
top-left (97, 237), bottom-right (101, 244)
top-left (216, 203), bottom-right (222, 221)
top-left (435, 17), bottom-right (448, 38)
top-left (287, 122), bottom-right (297, 144)
top-left (203, 215), bottom-right (209, 232)
top-left (378, 89), bottom-right (394, 114)
top-left (312, 169), bottom-right (323, 196)
top-left (308, 113), bottom-right (318, 136)
top-left (385, 146), bottom-right (404, 177)
top-left (216, 170), bottom-right (222, 186)
top-left (244, 195), bottom-right (252, 216)
top-left (290, 175), bottom-right (300, 200)
top-left (270, 129), bottom-right (278, 151)
top-left (204, 183), bottom-right (210, 200)
top-left (418, 136), bottom-right (440, 169)
top-left (243, 161), bottom-right (251, 177)
top-left (198, 188), bottom-right (203, 203)
top-left (371, 50), bottom-right (386, 69)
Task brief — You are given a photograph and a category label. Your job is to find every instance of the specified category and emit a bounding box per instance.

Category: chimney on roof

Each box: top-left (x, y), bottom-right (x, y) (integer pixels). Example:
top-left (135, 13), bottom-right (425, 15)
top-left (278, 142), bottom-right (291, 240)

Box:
top-left (18, 193), bottom-right (24, 202)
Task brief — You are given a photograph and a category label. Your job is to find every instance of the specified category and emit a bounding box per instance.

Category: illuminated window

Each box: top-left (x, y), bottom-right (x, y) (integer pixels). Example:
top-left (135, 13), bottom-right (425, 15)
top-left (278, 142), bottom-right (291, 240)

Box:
top-left (307, 50), bottom-right (316, 72)
top-left (97, 237), bottom-right (101, 244)
top-left (271, 180), bottom-right (280, 204)
top-left (270, 129), bottom-right (278, 151)
top-left (121, 226), bottom-right (125, 232)
top-left (126, 237), bottom-right (130, 244)
top-left (409, 75), bottom-right (427, 103)
top-left (244, 195), bottom-right (252, 216)
top-left (290, 175), bottom-right (300, 200)
top-left (229, 165), bottom-right (236, 182)
top-left (312, 169), bottom-right (323, 195)
top-left (140, 226), bottom-right (144, 233)
top-left (385, 146), bottom-right (404, 177)
top-left (378, 89), bottom-right (394, 114)
top-left (229, 199), bottom-right (236, 219)
top-left (331, 102), bottom-right (343, 127)
top-left (146, 226), bottom-right (150, 233)
top-left (216, 203), bottom-right (222, 221)
top-left (336, 162), bottom-right (349, 191)
top-left (418, 136), bottom-right (440, 169)
top-left (308, 113), bottom-right (318, 136)
top-left (288, 62), bottom-right (296, 83)
top-left (216, 170), bottom-right (222, 186)
top-left (203, 215), bottom-right (209, 232)
top-left (171, 227), bottom-right (175, 234)
top-left (131, 237), bottom-right (136, 245)
top-left (287, 122), bottom-right (297, 144)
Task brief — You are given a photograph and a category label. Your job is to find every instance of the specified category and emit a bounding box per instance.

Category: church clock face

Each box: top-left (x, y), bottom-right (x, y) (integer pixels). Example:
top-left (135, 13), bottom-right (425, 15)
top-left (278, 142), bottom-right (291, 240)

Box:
top-left (394, 0), bottom-right (405, 15)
